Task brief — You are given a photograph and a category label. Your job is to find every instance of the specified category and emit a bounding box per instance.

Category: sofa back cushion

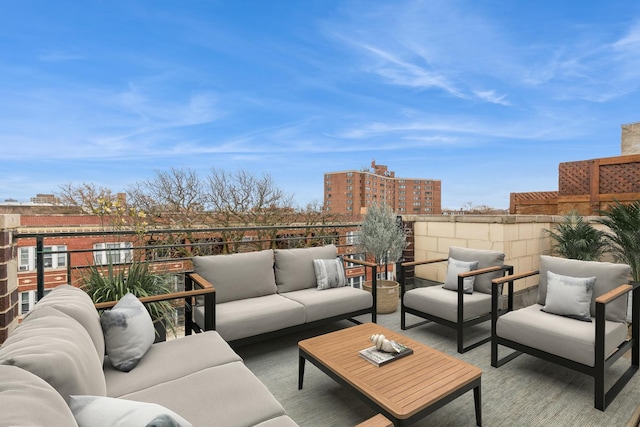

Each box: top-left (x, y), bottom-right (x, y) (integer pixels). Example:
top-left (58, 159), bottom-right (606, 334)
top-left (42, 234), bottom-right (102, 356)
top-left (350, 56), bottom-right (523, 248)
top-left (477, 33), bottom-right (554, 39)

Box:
top-left (537, 255), bottom-right (631, 322)
top-left (193, 249), bottom-right (277, 304)
top-left (274, 245), bottom-right (338, 293)
top-left (0, 365), bottom-right (79, 427)
top-left (25, 284), bottom-right (105, 358)
top-left (448, 247), bottom-right (505, 294)
top-left (0, 306), bottom-right (106, 403)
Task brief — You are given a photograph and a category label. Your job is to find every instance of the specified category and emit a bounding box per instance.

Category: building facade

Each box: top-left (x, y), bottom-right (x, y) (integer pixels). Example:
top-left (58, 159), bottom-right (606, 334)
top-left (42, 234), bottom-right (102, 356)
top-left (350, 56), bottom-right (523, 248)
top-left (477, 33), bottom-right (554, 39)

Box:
top-left (324, 161), bottom-right (442, 215)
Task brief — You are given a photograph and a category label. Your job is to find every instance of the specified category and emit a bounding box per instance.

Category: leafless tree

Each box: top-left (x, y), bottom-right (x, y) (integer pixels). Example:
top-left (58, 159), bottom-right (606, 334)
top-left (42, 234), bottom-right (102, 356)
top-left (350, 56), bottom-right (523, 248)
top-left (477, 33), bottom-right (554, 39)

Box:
top-left (56, 182), bottom-right (117, 213)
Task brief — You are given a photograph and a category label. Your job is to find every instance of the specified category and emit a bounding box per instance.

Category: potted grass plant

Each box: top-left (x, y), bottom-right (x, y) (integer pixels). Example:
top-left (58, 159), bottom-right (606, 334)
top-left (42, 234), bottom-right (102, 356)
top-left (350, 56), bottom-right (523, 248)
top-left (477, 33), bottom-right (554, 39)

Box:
top-left (81, 260), bottom-right (177, 341)
top-left (544, 210), bottom-right (607, 261)
top-left (357, 203), bottom-right (408, 313)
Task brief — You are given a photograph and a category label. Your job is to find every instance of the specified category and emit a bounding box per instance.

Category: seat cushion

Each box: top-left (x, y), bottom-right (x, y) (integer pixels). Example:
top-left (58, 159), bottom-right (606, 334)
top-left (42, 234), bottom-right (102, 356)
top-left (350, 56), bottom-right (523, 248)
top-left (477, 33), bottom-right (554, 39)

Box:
top-left (26, 284), bottom-right (105, 358)
top-left (274, 245), bottom-right (337, 292)
top-left (281, 287), bottom-right (372, 322)
top-left (403, 285), bottom-right (491, 323)
top-left (0, 307), bottom-right (106, 403)
top-left (449, 247), bottom-right (505, 294)
top-left (193, 249), bottom-right (277, 303)
top-left (537, 255), bottom-right (631, 322)
top-left (120, 361), bottom-right (291, 427)
top-left (496, 304), bottom-right (628, 367)
top-left (195, 294), bottom-right (306, 342)
top-left (105, 330), bottom-right (241, 397)
top-left (0, 365), bottom-right (79, 427)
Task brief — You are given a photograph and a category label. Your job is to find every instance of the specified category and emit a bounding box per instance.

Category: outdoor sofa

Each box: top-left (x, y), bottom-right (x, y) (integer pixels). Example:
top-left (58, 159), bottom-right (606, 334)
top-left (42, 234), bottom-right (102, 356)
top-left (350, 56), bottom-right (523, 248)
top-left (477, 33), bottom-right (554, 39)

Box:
top-left (189, 244), bottom-right (377, 346)
top-left (0, 284), bottom-right (299, 427)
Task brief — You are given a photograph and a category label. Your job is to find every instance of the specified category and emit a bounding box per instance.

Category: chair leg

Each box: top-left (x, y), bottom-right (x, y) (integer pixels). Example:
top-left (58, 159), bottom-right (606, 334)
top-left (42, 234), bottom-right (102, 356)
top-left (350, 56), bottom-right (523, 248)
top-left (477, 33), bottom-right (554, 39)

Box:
top-left (401, 305), bottom-right (406, 330)
top-left (594, 368), bottom-right (605, 411)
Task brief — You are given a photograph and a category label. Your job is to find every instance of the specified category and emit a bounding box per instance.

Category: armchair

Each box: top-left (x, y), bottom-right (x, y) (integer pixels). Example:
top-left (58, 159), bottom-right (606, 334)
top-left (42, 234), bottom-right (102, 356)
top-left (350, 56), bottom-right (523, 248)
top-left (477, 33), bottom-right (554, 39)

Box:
top-left (491, 255), bottom-right (639, 410)
top-left (400, 246), bottom-right (512, 353)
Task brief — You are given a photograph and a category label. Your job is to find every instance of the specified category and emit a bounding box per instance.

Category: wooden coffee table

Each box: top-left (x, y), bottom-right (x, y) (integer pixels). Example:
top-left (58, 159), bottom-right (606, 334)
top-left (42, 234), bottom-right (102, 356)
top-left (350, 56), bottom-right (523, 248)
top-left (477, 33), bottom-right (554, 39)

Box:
top-left (298, 323), bottom-right (482, 426)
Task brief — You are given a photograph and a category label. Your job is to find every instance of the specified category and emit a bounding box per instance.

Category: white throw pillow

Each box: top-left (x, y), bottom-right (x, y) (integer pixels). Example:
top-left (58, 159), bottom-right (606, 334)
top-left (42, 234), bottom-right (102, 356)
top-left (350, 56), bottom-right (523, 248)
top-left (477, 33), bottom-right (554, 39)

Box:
top-left (70, 395), bottom-right (192, 427)
top-left (542, 271), bottom-right (596, 322)
top-left (443, 257), bottom-right (478, 294)
top-left (101, 293), bottom-right (155, 372)
top-left (313, 258), bottom-right (347, 290)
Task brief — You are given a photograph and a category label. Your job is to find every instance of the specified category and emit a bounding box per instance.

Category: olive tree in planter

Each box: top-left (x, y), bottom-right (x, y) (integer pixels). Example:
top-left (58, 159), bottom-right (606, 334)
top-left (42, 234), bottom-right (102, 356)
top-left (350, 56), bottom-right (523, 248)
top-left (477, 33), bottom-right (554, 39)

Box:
top-left (357, 203), bottom-right (408, 313)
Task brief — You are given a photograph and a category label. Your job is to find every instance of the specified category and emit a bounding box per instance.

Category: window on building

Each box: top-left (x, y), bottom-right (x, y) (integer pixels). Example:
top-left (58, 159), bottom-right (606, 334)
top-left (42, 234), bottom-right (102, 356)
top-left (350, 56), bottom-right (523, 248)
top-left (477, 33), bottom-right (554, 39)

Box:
top-left (93, 242), bottom-right (133, 265)
top-left (19, 289), bottom-right (52, 315)
top-left (19, 246), bottom-right (67, 272)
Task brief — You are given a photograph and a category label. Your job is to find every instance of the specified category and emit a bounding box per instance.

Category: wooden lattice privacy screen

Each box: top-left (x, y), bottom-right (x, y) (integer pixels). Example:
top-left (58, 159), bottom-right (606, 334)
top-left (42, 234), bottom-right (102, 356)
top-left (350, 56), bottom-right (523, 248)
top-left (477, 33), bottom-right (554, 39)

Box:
top-left (511, 154), bottom-right (640, 215)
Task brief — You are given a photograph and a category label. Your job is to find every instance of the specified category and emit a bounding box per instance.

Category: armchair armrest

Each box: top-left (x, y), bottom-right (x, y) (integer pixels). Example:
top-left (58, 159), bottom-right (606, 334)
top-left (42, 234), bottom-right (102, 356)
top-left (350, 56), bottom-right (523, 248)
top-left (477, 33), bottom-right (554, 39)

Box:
top-left (343, 257), bottom-right (377, 268)
top-left (400, 257), bottom-right (448, 268)
top-left (185, 272), bottom-right (216, 332)
top-left (460, 265), bottom-right (505, 278)
top-left (595, 283), bottom-right (633, 305)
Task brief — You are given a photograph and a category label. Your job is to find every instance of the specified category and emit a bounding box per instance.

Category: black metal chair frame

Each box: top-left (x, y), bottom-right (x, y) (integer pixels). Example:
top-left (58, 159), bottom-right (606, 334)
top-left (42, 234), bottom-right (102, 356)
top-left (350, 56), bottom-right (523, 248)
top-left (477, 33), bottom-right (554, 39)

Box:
top-left (491, 271), bottom-right (640, 411)
top-left (400, 257), bottom-right (513, 353)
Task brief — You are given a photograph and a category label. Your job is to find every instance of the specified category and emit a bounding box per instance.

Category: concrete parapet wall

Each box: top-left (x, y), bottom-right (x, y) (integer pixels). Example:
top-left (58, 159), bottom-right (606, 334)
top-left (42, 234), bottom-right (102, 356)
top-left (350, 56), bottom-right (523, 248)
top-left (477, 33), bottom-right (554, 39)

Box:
top-left (405, 215), bottom-right (555, 292)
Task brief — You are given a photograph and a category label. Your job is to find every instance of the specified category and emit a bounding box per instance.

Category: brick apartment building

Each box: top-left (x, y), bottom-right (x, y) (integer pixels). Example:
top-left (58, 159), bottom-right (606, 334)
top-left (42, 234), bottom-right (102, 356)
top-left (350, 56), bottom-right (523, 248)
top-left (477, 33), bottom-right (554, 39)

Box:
top-left (324, 161), bottom-right (442, 215)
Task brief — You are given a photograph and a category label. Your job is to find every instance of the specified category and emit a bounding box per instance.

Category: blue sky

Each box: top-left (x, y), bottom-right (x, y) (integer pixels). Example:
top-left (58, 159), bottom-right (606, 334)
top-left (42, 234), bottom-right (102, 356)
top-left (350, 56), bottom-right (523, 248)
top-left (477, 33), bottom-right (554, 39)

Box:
top-left (1, 1), bottom-right (639, 210)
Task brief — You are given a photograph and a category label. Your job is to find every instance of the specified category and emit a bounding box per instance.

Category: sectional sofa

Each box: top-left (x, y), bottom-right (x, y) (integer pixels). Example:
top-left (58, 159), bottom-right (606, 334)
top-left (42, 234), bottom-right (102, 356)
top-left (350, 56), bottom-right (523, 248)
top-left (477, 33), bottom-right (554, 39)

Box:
top-left (0, 284), bottom-right (299, 427)
top-left (190, 244), bottom-right (377, 346)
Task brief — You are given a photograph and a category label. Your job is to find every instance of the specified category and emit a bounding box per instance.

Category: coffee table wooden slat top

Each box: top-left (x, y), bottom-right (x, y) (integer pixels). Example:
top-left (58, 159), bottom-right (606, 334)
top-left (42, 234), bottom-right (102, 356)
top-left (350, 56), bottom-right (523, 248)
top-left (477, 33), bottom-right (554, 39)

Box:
top-left (298, 323), bottom-right (482, 420)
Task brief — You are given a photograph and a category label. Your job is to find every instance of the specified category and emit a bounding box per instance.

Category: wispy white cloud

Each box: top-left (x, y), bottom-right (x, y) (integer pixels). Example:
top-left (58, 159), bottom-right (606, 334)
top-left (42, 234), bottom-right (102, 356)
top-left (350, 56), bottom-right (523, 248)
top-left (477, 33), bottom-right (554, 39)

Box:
top-left (37, 50), bottom-right (83, 62)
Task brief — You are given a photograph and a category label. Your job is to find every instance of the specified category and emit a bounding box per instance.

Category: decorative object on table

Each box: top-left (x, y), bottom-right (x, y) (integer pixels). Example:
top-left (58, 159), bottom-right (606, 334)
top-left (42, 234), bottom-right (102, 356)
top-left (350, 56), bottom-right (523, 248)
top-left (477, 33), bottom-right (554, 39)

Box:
top-left (357, 203), bottom-right (408, 313)
top-left (359, 333), bottom-right (413, 367)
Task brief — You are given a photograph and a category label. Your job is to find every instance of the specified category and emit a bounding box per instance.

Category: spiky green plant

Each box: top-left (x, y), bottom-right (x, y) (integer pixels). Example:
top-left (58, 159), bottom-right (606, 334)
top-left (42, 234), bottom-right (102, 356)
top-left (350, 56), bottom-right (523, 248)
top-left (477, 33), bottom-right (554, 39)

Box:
top-left (544, 210), bottom-right (607, 261)
top-left (358, 203), bottom-right (408, 266)
top-left (596, 200), bottom-right (640, 281)
top-left (80, 260), bottom-right (177, 336)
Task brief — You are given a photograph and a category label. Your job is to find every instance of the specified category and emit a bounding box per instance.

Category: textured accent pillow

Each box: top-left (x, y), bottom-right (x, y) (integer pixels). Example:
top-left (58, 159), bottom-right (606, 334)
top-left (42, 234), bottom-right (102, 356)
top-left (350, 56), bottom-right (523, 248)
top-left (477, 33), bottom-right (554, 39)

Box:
top-left (70, 395), bottom-right (192, 427)
top-left (443, 258), bottom-right (478, 294)
top-left (313, 258), bottom-right (346, 290)
top-left (101, 293), bottom-right (155, 372)
top-left (542, 271), bottom-right (596, 322)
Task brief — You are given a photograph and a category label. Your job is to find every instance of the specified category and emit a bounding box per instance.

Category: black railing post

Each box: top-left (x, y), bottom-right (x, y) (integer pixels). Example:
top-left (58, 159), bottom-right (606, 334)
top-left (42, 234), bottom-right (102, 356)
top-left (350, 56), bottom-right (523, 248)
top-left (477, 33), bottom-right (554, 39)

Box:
top-left (36, 236), bottom-right (44, 301)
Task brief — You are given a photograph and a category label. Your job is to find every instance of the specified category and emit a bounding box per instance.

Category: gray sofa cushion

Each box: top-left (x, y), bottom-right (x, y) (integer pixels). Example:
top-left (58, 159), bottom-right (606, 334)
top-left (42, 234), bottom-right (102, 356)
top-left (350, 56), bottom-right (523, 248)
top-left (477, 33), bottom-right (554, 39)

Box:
top-left (121, 361), bottom-right (292, 427)
top-left (105, 330), bottom-right (241, 398)
top-left (274, 245), bottom-right (337, 293)
top-left (496, 304), bottom-right (628, 367)
top-left (537, 255), bottom-right (631, 322)
top-left (448, 246), bottom-right (505, 294)
top-left (193, 249), bottom-right (277, 304)
top-left (0, 365), bottom-right (79, 427)
top-left (403, 285), bottom-right (491, 323)
top-left (0, 306), bottom-right (106, 403)
top-left (281, 287), bottom-right (372, 322)
top-left (195, 294), bottom-right (306, 342)
top-left (26, 284), bottom-right (105, 358)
